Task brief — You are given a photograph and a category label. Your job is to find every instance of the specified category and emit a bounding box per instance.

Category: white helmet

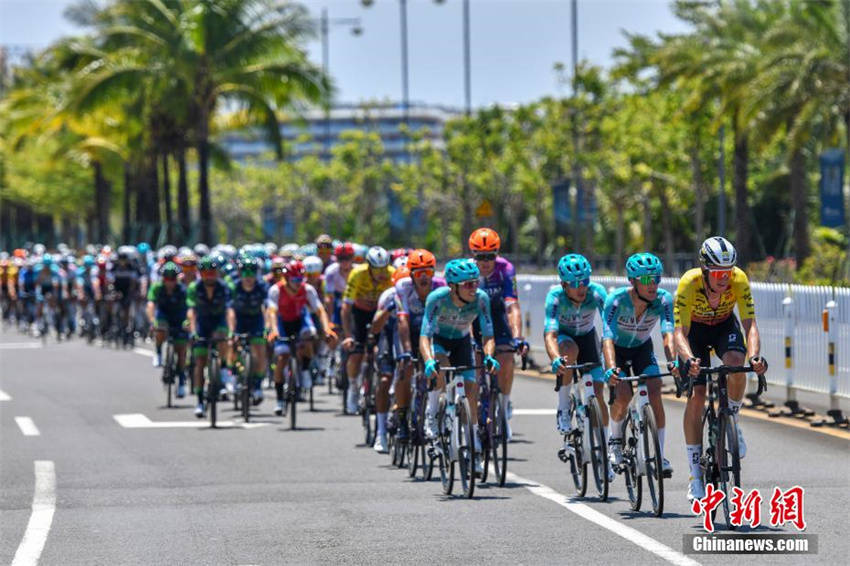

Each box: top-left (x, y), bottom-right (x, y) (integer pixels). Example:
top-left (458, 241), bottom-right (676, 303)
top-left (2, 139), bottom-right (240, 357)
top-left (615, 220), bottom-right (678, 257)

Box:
top-left (700, 237), bottom-right (737, 268)
top-left (303, 255), bottom-right (323, 275)
top-left (393, 256), bottom-right (408, 269)
top-left (366, 246), bottom-right (390, 268)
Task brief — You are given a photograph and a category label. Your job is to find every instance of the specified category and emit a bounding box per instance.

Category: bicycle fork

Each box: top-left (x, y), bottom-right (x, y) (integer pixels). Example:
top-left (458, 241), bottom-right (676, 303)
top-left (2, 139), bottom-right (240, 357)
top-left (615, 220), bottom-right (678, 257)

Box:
top-left (631, 382), bottom-right (651, 476)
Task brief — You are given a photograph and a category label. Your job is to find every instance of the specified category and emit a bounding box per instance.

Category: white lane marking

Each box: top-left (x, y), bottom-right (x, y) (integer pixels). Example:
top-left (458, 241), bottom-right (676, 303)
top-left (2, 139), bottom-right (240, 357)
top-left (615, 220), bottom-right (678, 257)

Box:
top-left (0, 389), bottom-right (12, 401)
top-left (114, 413), bottom-right (269, 430)
top-left (504, 470), bottom-right (700, 566)
top-left (0, 343), bottom-right (42, 350)
top-left (11, 460), bottom-right (56, 566)
top-left (15, 417), bottom-right (41, 437)
top-left (513, 408), bottom-right (556, 416)
top-left (132, 348), bottom-right (155, 358)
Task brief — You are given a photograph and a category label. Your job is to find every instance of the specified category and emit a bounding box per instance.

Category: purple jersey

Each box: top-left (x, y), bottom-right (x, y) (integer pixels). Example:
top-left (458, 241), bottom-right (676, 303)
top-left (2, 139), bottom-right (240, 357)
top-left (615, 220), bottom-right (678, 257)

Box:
top-left (478, 257), bottom-right (517, 315)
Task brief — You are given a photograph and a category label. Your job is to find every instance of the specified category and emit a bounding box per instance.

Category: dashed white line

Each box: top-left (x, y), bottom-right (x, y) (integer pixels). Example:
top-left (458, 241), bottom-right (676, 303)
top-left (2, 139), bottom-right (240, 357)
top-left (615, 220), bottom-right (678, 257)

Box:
top-left (15, 417), bottom-right (41, 437)
top-left (114, 413), bottom-right (269, 430)
top-left (11, 460), bottom-right (56, 566)
top-left (0, 343), bottom-right (42, 350)
top-left (504, 470), bottom-right (700, 566)
top-left (132, 348), bottom-right (155, 358)
top-left (0, 389), bottom-right (11, 401)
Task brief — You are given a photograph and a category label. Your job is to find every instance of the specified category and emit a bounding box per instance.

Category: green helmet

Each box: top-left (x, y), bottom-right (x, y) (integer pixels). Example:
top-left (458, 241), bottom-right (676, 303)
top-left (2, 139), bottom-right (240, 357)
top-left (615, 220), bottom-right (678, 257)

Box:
top-left (198, 256), bottom-right (219, 272)
top-left (161, 261), bottom-right (180, 278)
top-left (239, 257), bottom-right (259, 275)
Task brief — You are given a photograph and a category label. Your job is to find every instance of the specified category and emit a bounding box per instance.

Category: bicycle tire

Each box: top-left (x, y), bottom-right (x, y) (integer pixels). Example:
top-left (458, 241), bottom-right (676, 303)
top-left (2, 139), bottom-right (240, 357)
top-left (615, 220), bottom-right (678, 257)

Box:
top-left (414, 387), bottom-right (430, 480)
top-left (587, 398), bottom-right (609, 501)
top-left (641, 404), bottom-right (664, 517)
top-left (480, 395), bottom-right (490, 483)
top-left (567, 395), bottom-right (587, 497)
top-left (458, 398), bottom-right (476, 499)
top-left (491, 392), bottom-right (508, 487)
top-left (701, 407), bottom-right (720, 526)
top-left (625, 416), bottom-right (642, 511)
top-left (208, 354), bottom-right (220, 429)
top-left (164, 342), bottom-right (174, 408)
top-left (242, 350), bottom-right (252, 423)
top-left (718, 412), bottom-right (741, 530)
top-left (437, 397), bottom-right (454, 495)
top-left (289, 356), bottom-right (298, 430)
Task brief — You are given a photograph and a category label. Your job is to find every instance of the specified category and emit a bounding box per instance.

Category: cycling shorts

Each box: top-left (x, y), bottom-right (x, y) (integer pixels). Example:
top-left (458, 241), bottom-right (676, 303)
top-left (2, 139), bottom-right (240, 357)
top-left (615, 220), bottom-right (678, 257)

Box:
top-left (350, 306), bottom-right (375, 354)
top-left (613, 339), bottom-right (660, 380)
top-left (274, 315), bottom-right (316, 357)
top-left (193, 316), bottom-right (227, 354)
top-left (682, 316), bottom-right (747, 387)
top-left (432, 334), bottom-right (476, 383)
top-left (236, 315), bottom-right (266, 344)
top-left (558, 331), bottom-right (605, 383)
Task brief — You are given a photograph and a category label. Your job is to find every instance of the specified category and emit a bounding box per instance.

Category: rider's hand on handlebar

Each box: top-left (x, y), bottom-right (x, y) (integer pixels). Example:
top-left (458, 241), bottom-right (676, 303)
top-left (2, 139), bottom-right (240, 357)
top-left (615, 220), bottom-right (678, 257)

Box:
top-left (266, 329), bottom-right (279, 343)
top-left (605, 367), bottom-right (621, 386)
top-left (513, 337), bottom-right (530, 356)
top-left (749, 356), bottom-right (768, 374)
top-left (667, 360), bottom-right (680, 379)
top-left (551, 357), bottom-right (567, 376)
top-left (684, 357), bottom-right (701, 377)
top-left (341, 337), bottom-right (354, 351)
top-left (484, 355), bottom-right (500, 374)
top-left (424, 358), bottom-right (439, 378)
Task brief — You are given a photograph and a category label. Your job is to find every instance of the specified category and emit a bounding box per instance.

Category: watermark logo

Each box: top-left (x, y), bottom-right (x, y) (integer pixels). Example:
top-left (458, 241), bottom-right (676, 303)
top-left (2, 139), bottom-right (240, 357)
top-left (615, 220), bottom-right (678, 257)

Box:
top-left (691, 486), bottom-right (807, 533)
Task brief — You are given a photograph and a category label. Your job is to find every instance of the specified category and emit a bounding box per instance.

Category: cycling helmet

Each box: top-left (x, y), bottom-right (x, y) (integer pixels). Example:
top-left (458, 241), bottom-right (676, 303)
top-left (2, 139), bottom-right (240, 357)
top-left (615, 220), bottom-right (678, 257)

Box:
top-left (299, 243), bottom-right (318, 257)
top-left (315, 234), bottom-right (333, 247)
top-left (625, 253), bottom-right (663, 279)
top-left (699, 237), bottom-right (737, 269)
top-left (285, 260), bottom-right (306, 278)
top-left (392, 265), bottom-right (411, 284)
top-left (557, 254), bottom-right (592, 284)
top-left (161, 261), bottom-right (180, 278)
top-left (444, 258), bottom-right (480, 284)
top-left (14, 249), bottom-right (27, 259)
top-left (469, 228), bottom-right (501, 253)
top-left (83, 255), bottom-right (95, 268)
top-left (179, 252), bottom-right (198, 267)
top-left (353, 244), bottom-right (368, 263)
top-left (137, 242), bottom-right (151, 255)
top-left (391, 248), bottom-right (411, 263)
top-left (193, 243), bottom-right (210, 257)
top-left (335, 242), bottom-right (355, 258)
top-left (42, 254), bottom-right (54, 267)
top-left (34, 244), bottom-right (46, 256)
top-left (263, 242), bottom-right (278, 257)
top-left (303, 256), bottom-right (323, 275)
top-left (198, 256), bottom-right (219, 272)
top-left (366, 246), bottom-right (390, 268)
top-left (158, 245), bottom-right (178, 262)
top-left (407, 249), bottom-right (436, 270)
top-left (393, 256), bottom-right (408, 269)
top-left (239, 257), bottom-right (259, 275)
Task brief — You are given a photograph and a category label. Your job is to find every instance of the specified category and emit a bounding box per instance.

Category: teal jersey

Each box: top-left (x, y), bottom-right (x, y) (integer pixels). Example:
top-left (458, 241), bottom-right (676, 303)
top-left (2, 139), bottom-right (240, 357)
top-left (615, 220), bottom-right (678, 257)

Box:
top-left (421, 286), bottom-right (493, 340)
top-left (543, 281), bottom-right (607, 337)
top-left (602, 286), bottom-right (674, 348)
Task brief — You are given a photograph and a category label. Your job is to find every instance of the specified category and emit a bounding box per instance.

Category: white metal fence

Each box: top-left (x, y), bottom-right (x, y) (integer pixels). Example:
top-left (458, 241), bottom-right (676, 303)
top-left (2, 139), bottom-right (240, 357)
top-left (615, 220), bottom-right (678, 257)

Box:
top-left (517, 275), bottom-right (850, 399)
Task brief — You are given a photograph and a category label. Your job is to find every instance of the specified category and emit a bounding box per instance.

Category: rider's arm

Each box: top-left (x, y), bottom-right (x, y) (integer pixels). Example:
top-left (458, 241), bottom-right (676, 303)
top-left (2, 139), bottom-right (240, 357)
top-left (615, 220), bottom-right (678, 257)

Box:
top-left (601, 293), bottom-right (620, 380)
top-left (370, 308), bottom-right (391, 335)
top-left (265, 285), bottom-right (279, 339)
top-left (226, 307), bottom-right (236, 336)
top-left (397, 315), bottom-right (412, 353)
top-left (341, 301), bottom-right (353, 339)
top-left (659, 290), bottom-right (677, 364)
top-left (506, 301), bottom-right (522, 339)
top-left (185, 283), bottom-right (198, 334)
top-left (544, 331), bottom-right (561, 362)
top-left (741, 318), bottom-right (760, 360)
top-left (187, 307), bottom-right (197, 334)
top-left (419, 291), bottom-right (439, 363)
top-left (146, 301), bottom-right (156, 324)
top-left (543, 287), bottom-right (562, 361)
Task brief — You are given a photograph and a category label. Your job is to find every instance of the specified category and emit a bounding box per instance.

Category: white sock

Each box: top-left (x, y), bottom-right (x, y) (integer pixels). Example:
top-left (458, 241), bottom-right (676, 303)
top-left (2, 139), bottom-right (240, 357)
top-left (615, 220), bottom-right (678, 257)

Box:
top-left (557, 384), bottom-right (572, 411)
top-left (687, 444), bottom-right (702, 479)
top-left (610, 417), bottom-right (624, 441)
top-left (301, 369), bottom-right (312, 388)
top-left (658, 427), bottom-right (666, 460)
top-left (503, 393), bottom-right (511, 408)
top-left (428, 391), bottom-right (440, 416)
top-left (728, 399), bottom-right (743, 425)
top-left (377, 412), bottom-right (388, 436)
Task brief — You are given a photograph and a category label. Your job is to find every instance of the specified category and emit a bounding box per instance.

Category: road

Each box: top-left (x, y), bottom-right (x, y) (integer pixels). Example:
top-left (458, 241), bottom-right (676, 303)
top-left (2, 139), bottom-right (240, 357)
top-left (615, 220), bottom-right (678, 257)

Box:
top-left (2, 329), bottom-right (848, 565)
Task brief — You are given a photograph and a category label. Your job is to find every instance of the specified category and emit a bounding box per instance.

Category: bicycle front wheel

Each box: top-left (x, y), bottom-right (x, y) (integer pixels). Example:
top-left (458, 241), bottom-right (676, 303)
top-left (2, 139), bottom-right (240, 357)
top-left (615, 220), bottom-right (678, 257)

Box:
top-left (208, 354), bottom-right (220, 429)
top-left (164, 342), bottom-right (174, 409)
top-left (718, 412), bottom-right (741, 530)
top-left (458, 398), bottom-right (476, 499)
top-left (624, 417), bottom-right (642, 511)
top-left (587, 398), bottom-right (609, 501)
top-left (641, 404), bottom-right (664, 516)
top-left (242, 350), bottom-right (252, 423)
top-left (289, 357), bottom-right (298, 430)
top-left (490, 392), bottom-right (508, 487)
top-left (437, 397), bottom-right (454, 495)
top-left (567, 396), bottom-right (587, 497)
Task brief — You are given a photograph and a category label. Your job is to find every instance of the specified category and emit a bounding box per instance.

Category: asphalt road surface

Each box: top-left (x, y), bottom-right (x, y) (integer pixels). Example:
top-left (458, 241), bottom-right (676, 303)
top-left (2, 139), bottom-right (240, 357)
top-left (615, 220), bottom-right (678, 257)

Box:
top-left (2, 329), bottom-right (848, 565)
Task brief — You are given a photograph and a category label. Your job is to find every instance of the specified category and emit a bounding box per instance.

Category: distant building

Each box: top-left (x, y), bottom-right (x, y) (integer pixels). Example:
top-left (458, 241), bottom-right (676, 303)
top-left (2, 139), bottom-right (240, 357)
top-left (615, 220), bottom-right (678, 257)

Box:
top-left (219, 102), bottom-right (459, 163)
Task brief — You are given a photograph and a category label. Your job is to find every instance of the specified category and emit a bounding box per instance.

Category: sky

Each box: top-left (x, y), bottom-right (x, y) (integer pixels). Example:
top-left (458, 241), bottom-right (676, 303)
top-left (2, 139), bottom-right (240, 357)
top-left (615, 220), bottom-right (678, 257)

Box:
top-left (0, 0), bottom-right (692, 109)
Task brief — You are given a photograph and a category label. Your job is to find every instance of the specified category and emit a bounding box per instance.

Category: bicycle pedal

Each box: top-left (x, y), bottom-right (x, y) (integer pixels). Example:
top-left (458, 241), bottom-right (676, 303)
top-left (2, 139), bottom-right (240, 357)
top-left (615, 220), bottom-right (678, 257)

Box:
top-left (557, 449), bottom-right (569, 463)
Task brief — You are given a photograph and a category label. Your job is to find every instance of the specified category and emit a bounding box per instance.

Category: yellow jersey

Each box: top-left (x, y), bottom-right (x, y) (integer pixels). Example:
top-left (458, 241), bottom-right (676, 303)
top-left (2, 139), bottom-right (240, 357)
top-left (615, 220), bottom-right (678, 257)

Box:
top-left (674, 267), bottom-right (755, 327)
top-left (343, 264), bottom-right (395, 311)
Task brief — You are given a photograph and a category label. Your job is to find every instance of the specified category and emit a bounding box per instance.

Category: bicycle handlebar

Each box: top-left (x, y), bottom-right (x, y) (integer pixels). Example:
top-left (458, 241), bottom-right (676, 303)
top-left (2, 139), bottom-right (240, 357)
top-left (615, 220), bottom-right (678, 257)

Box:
top-left (553, 361), bottom-right (602, 392)
top-left (607, 371), bottom-right (675, 406)
top-left (684, 364), bottom-right (768, 399)
top-left (426, 364), bottom-right (485, 391)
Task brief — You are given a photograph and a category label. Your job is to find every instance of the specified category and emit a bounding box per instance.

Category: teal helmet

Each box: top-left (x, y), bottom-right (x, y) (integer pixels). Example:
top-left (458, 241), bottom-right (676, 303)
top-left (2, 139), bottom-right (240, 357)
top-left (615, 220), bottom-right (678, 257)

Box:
top-left (137, 242), bottom-right (151, 254)
top-left (83, 255), bottom-right (95, 268)
top-left (558, 254), bottom-right (592, 284)
top-left (444, 258), bottom-right (480, 284)
top-left (42, 255), bottom-right (54, 267)
top-left (626, 253), bottom-right (663, 279)
top-left (161, 261), bottom-right (180, 278)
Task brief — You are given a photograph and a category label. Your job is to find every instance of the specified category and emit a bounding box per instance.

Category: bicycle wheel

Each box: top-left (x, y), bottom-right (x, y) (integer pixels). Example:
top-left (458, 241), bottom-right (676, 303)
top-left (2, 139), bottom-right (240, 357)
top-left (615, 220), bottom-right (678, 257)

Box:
top-left (587, 398), bottom-right (609, 501)
top-left (242, 350), bottom-right (252, 423)
top-left (164, 342), bottom-right (174, 408)
top-left (701, 408), bottom-right (720, 525)
top-left (436, 397), bottom-right (454, 495)
top-left (641, 405), bottom-right (664, 516)
top-left (491, 392), bottom-right (508, 487)
top-left (480, 396), bottom-right (491, 484)
top-left (624, 416), bottom-right (642, 511)
top-left (718, 412), bottom-right (741, 530)
top-left (458, 398), bottom-right (476, 499)
top-left (566, 396), bottom-right (587, 497)
top-left (289, 357), bottom-right (298, 430)
top-left (208, 354), bottom-right (220, 429)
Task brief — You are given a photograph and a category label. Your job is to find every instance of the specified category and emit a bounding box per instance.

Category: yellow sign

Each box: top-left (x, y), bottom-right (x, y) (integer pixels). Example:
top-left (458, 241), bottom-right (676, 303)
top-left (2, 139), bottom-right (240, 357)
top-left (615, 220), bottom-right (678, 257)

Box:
top-left (476, 199), bottom-right (493, 218)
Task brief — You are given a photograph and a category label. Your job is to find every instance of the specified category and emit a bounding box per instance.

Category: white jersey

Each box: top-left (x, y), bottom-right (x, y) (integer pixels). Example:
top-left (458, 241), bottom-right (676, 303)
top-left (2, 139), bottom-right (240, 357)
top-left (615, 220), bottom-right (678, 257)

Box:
top-left (324, 262), bottom-right (350, 296)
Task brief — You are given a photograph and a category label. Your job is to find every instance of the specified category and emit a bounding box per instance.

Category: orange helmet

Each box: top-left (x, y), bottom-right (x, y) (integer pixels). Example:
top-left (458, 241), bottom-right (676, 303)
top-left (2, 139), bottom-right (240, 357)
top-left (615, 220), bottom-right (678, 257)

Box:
top-left (407, 249), bottom-right (436, 270)
top-left (14, 249), bottom-right (27, 259)
top-left (469, 228), bottom-right (500, 253)
top-left (392, 265), bottom-right (410, 284)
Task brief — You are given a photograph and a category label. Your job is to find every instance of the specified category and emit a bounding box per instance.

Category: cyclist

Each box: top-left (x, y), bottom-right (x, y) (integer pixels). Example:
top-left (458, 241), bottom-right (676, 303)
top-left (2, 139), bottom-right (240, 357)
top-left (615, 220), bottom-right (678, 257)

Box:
top-left (178, 250), bottom-right (199, 285)
top-left (75, 255), bottom-right (98, 336)
top-left (469, 228), bottom-right (528, 440)
top-left (264, 256), bottom-right (287, 287)
top-left (146, 262), bottom-right (190, 397)
top-left (324, 242), bottom-right (355, 329)
top-left (304, 255), bottom-right (329, 385)
top-left (395, 249), bottom-right (446, 443)
top-left (602, 253), bottom-right (678, 478)
top-left (544, 254), bottom-right (608, 436)
top-left (420, 258), bottom-right (500, 475)
top-left (34, 255), bottom-right (68, 337)
top-left (674, 237), bottom-right (767, 501)
top-left (229, 257), bottom-right (269, 405)
top-left (187, 256), bottom-right (235, 418)
top-left (95, 247), bottom-right (140, 338)
top-left (266, 260), bottom-right (335, 415)
top-left (315, 234), bottom-right (335, 272)
top-left (341, 246), bottom-right (394, 414)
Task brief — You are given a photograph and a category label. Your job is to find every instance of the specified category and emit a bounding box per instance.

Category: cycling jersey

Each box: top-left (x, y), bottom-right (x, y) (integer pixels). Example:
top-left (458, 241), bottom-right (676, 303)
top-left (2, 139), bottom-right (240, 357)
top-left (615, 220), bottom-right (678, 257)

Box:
top-left (307, 275), bottom-right (325, 303)
top-left (376, 286), bottom-right (401, 372)
top-left (147, 280), bottom-right (188, 325)
top-left (267, 281), bottom-right (321, 323)
top-left (395, 276), bottom-right (447, 333)
top-left (324, 262), bottom-right (350, 296)
top-left (478, 257), bottom-right (518, 314)
top-left (544, 281), bottom-right (607, 337)
top-left (674, 267), bottom-right (755, 327)
top-left (232, 279), bottom-right (269, 321)
top-left (343, 264), bottom-right (395, 311)
top-left (35, 266), bottom-right (66, 301)
top-left (186, 280), bottom-right (233, 319)
top-left (421, 286), bottom-right (494, 340)
top-left (602, 287), bottom-right (674, 348)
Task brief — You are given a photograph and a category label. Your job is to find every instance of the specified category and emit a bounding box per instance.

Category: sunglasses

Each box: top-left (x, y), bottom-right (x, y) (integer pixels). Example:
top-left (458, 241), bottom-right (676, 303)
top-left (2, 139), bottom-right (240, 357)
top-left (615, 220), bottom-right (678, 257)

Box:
top-left (200, 269), bottom-right (218, 277)
top-left (318, 243), bottom-right (333, 249)
top-left (636, 275), bottom-right (661, 285)
top-left (707, 268), bottom-right (732, 280)
top-left (474, 254), bottom-right (497, 262)
top-left (459, 280), bottom-right (479, 290)
top-left (562, 278), bottom-right (590, 289)
top-left (288, 276), bottom-right (304, 284)
top-left (338, 256), bottom-right (353, 262)
top-left (411, 268), bottom-right (434, 279)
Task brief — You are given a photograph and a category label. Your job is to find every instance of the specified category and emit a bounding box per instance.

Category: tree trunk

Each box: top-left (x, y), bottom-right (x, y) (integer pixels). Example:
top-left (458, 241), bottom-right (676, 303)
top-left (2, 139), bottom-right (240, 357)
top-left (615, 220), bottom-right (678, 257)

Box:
top-left (123, 163), bottom-right (133, 242)
top-left (93, 160), bottom-right (111, 244)
top-left (176, 148), bottom-right (190, 243)
top-left (197, 112), bottom-right (212, 245)
top-left (161, 153), bottom-right (173, 243)
top-left (642, 184), bottom-right (653, 251)
top-left (789, 146), bottom-right (810, 264)
top-left (732, 124), bottom-right (752, 265)
top-left (657, 183), bottom-right (675, 273)
top-left (690, 134), bottom-right (706, 246)
top-left (615, 193), bottom-right (625, 269)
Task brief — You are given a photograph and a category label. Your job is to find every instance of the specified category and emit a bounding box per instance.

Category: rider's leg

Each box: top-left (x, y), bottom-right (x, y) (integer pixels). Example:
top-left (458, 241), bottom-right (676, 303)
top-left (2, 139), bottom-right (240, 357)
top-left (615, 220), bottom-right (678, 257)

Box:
top-left (646, 376), bottom-right (666, 458)
top-left (609, 378), bottom-right (633, 443)
top-left (557, 338), bottom-right (579, 416)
